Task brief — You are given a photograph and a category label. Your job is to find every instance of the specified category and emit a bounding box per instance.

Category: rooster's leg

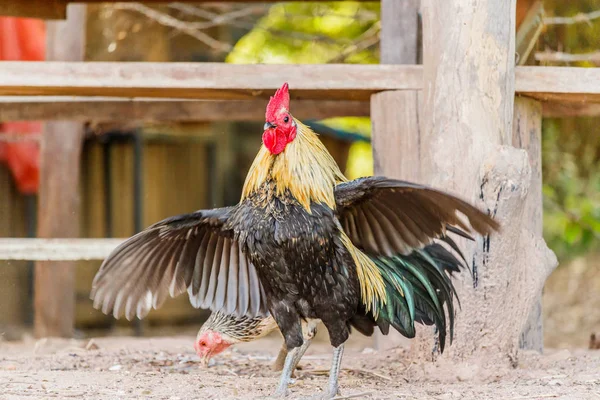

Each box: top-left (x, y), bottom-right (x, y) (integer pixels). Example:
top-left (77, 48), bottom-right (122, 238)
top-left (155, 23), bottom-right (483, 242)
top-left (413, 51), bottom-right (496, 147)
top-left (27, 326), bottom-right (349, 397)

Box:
top-left (273, 319), bottom-right (318, 372)
top-left (272, 344), bottom-right (288, 372)
top-left (289, 335), bottom-right (312, 370)
top-left (319, 343), bottom-right (345, 399)
top-left (273, 346), bottom-right (299, 397)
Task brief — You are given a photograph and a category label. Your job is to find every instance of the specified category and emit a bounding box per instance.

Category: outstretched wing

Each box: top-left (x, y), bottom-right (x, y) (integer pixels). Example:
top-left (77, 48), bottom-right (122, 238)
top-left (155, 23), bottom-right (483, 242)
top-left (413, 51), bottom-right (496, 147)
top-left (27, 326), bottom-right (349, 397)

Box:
top-left (90, 207), bottom-right (267, 321)
top-left (334, 176), bottom-right (500, 257)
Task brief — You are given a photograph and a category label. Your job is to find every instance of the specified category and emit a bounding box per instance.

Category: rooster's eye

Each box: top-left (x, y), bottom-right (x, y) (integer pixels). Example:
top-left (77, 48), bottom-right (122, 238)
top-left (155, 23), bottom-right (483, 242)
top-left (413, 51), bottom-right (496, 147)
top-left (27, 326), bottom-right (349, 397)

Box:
top-left (283, 116), bottom-right (289, 123)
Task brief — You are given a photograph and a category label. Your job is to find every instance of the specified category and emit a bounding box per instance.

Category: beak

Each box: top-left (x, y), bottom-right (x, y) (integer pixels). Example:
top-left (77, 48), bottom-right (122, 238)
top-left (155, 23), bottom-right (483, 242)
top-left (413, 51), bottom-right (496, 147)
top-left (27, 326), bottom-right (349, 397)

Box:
top-left (264, 121), bottom-right (276, 130)
top-left (200, 353), bottom-right (210, 368)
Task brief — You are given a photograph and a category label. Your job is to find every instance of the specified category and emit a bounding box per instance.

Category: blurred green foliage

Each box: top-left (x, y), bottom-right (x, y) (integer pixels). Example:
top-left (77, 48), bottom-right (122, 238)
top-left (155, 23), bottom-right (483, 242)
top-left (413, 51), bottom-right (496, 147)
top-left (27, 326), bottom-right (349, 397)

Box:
top-left (540, 0), bottom-right (600, 260)
top-left (227, 1), bottom-right (600, 261)
top-left (226, 2), bottom-right (380, 64)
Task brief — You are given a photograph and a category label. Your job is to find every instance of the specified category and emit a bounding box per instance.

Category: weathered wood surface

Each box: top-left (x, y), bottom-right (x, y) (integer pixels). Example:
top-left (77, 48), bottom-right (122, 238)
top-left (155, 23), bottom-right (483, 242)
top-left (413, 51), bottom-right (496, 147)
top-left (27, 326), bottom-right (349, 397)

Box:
top-left (0, 238), bottom-right (124, 261)
top-left (513, 98), bottom-right (543, 237)
top-left (34, 5), bottom-right (86, 339)
top-left (417, 0), bottom-right (556, 363)
top-left (371, 0), bottom-right (421, 351)
top-left (0, 168), bottom-right (29, 328)
top-left (515, 67), bottom-right (600, 103)
top-left (379, 0), bottom-right (420, 65)
top-left (542, 101), bottom-right (600, 118)
top-left (512, 97), bottom-right (551, 352)
top-left (0, 62), bottom-right (596, 103)
top-left (1, 95), bottom-right (596, 121)
top-left (371, 91), bottom-right (421, 181)
top-left (0, 97), bottom-right (369, 122)
top-left (0, 62), bottom-right (422, 101)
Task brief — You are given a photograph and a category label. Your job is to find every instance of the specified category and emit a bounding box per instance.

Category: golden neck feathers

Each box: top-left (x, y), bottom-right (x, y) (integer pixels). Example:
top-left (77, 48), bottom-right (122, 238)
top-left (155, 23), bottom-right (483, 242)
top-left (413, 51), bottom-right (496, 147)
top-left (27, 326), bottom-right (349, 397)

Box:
top-left (241, 119), bottom-right (347, 212)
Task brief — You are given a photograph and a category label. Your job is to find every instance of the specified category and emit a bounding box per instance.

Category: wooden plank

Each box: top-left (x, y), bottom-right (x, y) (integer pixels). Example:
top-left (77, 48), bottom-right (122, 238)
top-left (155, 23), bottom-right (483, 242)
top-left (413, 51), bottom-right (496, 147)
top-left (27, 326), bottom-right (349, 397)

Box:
top-left (0, 62), bottom-right (421, 101)
top-left (418, 0), bottom-right (557, 362)
top-left (512, 97), bottom-right (549, 352)
top-left (34, 5), bottom-right (86, 339)
top-left (371, 0), bottom-right (420, 351)
top-left (0, 0), bottom-right (66, 19)
top-left (542, 101), bottom-right (600, 118)
top-left (0, 238), bottom-right (123, 261)
top-left (516, 66), bottom-right (600, 103)
top-left (0, 62), bottom-right (595, 103)
top-left (0, 97), bottom-right (370, 122)
top-left (0, 167), bottom-right (29, 328)
top-left (418, 0), bottom-right (517, 359)
top-left (379, 0), bottom-right (420, 64)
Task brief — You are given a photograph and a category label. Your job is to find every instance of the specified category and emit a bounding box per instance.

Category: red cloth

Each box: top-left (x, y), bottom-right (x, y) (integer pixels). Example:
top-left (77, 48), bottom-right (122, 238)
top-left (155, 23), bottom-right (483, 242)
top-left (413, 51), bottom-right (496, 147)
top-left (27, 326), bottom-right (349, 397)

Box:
top-left (0, 17), bottom-right (45, 194)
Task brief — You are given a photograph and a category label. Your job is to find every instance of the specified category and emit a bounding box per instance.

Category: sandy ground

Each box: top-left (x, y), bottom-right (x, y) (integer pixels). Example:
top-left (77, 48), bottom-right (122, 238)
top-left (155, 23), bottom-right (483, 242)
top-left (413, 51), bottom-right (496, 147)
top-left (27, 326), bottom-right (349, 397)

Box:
top-left (1, 334), bottom-right (599, 400)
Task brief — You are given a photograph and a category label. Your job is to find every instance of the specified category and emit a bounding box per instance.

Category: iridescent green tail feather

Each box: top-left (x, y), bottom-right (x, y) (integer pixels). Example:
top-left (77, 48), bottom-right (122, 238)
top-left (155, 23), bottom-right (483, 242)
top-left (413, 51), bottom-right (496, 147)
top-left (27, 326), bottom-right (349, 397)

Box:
top-left (365, 237), bottom-right (468, 352)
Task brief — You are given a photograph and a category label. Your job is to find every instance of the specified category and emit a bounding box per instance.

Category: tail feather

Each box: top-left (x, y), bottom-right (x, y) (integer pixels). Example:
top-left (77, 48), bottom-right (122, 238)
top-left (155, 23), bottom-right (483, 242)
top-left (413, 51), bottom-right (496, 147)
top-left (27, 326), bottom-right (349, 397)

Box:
top-left (350, 235), bottom-right (467, 353)
top-left (438, 235), bottom-right (470, 276)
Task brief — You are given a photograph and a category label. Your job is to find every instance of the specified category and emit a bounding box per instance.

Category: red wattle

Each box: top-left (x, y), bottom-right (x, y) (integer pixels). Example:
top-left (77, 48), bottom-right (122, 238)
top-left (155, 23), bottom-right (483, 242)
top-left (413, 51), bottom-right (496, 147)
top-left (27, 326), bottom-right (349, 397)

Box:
top-left (262, 129), bottom-right (276, 153)
top-left (262, 128), bottom-right (288, 155)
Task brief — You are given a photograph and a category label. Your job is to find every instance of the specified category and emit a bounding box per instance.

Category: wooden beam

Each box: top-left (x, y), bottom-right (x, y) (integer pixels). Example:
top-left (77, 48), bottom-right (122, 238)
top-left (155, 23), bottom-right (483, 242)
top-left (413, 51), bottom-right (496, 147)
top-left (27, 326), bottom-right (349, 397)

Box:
top-left (372, 0), bottom-right (421, 180)
top-left (418, 0), bottom-right (557, 363)
top-left (379, 0), bottom-right (419, 65)
top-left (513, 97), bottom-right (550, 352)
top-left (0, 97), bottom-right (369, 122)
top-left (0, 238), bottom-right (123, 261)
top-left (542, 101), bottom-right (600, 118)
top-left (0, 62), bottom-right (596, 104)
top-left (419, 0), bottom-right (516, 360)
top-left (0, 62), bottom-right (422, 101)
top-left (515, 66), bottom-right (600, 103)
top-left (0, 0), bottom-right (66, 19)
top-left (34, 5), bottom-right (86, 339)
top-left (0, 94), bottom-right (596, 121)
top-left (371, 0), bottom-right (420, 351)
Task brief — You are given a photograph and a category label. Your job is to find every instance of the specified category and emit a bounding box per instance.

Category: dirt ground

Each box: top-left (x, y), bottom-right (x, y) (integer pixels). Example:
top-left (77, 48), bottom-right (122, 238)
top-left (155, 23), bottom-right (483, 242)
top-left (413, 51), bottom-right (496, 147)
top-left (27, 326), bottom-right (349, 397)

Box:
top-left (1, 333), bottom-right (599, 400)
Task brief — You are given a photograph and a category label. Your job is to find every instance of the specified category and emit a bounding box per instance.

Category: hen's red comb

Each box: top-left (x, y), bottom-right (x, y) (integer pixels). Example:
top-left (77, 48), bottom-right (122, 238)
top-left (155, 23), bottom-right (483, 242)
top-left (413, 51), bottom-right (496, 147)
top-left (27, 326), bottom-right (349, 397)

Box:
top-left (265, 82), bottom-right (290, 121)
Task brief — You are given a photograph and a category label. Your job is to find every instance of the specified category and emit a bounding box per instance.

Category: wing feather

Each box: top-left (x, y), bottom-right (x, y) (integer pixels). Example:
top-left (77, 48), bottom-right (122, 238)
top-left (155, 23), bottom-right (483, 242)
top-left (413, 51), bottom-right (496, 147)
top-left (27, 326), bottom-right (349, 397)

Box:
top-left (238, 248), bottom-right (250, 314)
top-left (214, 237), bottom-right (231, 311)
top-left (90, 207), bottom-right (267, 320)
top-left (226, 241), bottom-right (239, 314)
top-left (335, 177), bottom-right (499, 256)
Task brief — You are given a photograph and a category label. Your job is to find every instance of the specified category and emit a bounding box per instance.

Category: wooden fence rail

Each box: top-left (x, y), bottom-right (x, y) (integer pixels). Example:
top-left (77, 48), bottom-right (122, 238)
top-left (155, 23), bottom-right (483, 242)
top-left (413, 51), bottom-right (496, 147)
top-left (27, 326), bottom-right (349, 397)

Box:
top-left (0, 63), bottom-right (597, 104)
top-left (0, 97), bottom-right (370, 122)
top-left (0, 238), bottom-right (123, 261)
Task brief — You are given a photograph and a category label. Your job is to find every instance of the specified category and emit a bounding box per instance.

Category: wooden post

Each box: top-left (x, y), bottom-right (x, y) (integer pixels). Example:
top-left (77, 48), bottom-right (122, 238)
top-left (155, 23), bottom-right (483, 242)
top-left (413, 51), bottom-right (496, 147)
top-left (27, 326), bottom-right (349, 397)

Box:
top-left (513, 97), bottom-right (550, 352)
top-left (34, 5), bottom-right (86, 338)
top-left (370, 0), bottom-right (420, 350)
top-left (514, 0), bottom-right (549, 353)
top-left (416, 0), bottom-right (556, 363)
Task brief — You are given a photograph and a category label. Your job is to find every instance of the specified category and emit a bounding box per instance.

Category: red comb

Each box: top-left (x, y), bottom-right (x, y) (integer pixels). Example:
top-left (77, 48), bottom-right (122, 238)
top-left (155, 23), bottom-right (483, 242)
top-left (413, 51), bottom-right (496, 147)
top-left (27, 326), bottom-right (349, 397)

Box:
top-left (265, 82), bottom-right (290, 121)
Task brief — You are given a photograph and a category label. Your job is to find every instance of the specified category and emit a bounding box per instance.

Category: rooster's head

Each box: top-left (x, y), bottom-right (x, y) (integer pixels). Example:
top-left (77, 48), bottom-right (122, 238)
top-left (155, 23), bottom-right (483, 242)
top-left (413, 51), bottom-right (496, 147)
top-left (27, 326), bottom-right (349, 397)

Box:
top-left (263, 82), bottom-right (297, 155)
top-left (194, 329), bottom-right (233, 367)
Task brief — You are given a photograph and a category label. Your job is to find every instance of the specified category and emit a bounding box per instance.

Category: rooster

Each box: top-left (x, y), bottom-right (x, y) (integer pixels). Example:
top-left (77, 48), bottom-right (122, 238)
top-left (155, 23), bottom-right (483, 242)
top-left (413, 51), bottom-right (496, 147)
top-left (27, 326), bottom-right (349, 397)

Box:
top-left (195, 311), bottom-right (313, 372)
top-left (91, 83), bottom-right (499, 398)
